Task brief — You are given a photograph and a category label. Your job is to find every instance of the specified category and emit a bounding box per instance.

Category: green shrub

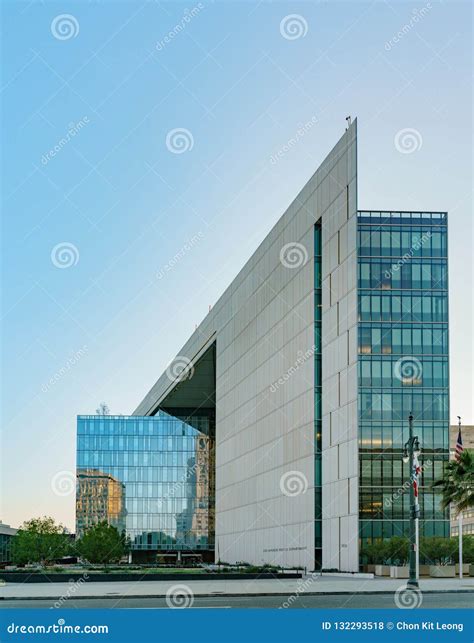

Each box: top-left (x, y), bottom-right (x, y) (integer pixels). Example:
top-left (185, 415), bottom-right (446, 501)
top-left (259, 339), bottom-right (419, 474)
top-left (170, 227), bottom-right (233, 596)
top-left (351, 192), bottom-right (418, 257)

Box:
top-left (361, 535), bottom-right (474, 566)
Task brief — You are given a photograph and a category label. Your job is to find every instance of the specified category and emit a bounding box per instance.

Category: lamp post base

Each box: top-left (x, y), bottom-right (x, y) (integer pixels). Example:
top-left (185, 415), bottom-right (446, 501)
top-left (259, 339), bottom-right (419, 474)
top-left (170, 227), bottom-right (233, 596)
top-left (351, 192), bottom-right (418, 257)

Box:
top-left (407, 579), bottom-right (419, 589)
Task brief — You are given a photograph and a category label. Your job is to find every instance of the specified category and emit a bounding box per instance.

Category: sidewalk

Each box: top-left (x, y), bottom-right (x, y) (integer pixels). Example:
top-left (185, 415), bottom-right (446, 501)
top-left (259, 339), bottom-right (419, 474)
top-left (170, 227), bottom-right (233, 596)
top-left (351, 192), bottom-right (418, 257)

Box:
top-left (1, 576), bottom-right (473, 600)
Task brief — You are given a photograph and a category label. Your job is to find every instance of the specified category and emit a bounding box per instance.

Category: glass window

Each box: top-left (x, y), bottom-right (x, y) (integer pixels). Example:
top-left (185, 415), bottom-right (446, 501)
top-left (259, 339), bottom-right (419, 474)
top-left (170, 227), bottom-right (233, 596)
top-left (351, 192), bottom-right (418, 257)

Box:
top-left (371, 230), bottom-right (381, 256)
top-left (381, 295), bottom-right (390, 321)
top-left (402, 328), bottom-right (411, 353)
top-left (421, 229), bottom-right (432, 257)
top-left (360, 263), bottom-right (370, 288)
top-left (391, 229), bottom-right (401, 254)
top-left (392, 328), bottom-right (401, 353)
top-left (413, 328), bottom-right (422, 353)
top-left (434, 296), bottom-right (444, 322)
top-left (401, 231), bottom-right (411, 254)
top-left (392, 296), bottom-right (401, 321)
top-left (372, 295), bottom-right (381, 320)
top-left (382, 361), bottom-right (391, 387)
top-left (360, 229), bottom-right (371, 254)
top-left (432, 328), bottom-right (443, 354)
top-left (373, 361), bottom-right (381, 386)
top-left (421, 262), bottom-right (431, 289)
top-left (381, 231), bottom-right (391, 256)
top-left (431, 263), bottom-right (444, 289)
top-left (422, 328), bottom-right (431, 353)
top-left (401, 263), bottom-right (411, 289)
top-left (422, 296), bottom-right (431, 322)
top-left (431, 231), bottom-right (442, 257)
top-left (412, 263), bottom-right (422, 289)
top-left (360, 326), bottom-right (371, 353)
top-left (372, 328), bottom-right (381, 352)
top-left (381, 328), bottom-right (391, 354)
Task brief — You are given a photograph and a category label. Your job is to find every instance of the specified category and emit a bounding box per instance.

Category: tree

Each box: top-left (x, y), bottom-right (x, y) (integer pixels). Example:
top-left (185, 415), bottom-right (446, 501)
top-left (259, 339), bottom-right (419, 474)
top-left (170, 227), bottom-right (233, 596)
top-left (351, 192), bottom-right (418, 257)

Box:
top-left (420, 536), bottom-right (454, 565)
top-left (433, 450), bottom-right (474, 516)
top-left (95, 403), bottom-right (110, 416)
top-left (76, 521), bottom-right (125, 566)
top-left (12, 516), bottom-right (71, 566)
top-left (384, 536), bottom-right (409, 565)
top-left (360, 537), bottom-right (409, 565)
top-left (361, 541), bottom-right (388, 565)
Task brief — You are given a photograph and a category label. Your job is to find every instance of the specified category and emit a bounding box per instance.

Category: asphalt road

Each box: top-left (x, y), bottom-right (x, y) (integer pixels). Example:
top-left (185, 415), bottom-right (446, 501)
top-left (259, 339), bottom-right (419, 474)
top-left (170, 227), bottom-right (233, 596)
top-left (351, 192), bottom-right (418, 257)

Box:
top-left (1, 592), bottom-right (472, 609)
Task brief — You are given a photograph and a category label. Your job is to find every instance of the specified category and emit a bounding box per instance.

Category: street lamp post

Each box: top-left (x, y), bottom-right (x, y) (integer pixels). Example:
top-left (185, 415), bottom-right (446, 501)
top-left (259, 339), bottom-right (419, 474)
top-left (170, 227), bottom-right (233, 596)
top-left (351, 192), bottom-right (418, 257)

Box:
top-left (403, 413), bottom-right (421, 589)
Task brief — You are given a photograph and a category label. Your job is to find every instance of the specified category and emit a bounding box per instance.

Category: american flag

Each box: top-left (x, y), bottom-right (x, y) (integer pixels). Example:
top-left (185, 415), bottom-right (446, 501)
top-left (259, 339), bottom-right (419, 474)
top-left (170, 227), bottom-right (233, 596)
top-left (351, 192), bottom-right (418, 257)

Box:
top-left (413, 453), bottom-right (421, 502)
top-left (455, 427), bottom-right (464, 462)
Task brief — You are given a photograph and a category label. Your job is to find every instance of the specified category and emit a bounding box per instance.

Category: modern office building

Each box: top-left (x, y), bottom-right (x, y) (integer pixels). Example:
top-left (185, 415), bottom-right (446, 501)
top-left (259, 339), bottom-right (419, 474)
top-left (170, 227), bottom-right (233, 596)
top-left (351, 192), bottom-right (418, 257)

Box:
top-left (358, 210), bottom-right (449, 552)
top-left (77, 120), bottom-right (450, 570)
top-left (0, 522), bottom-right (18, 565)
top-left (76, 412), bottom-right (215, 562)
top-left (450, 424), bottom-right (473, 537)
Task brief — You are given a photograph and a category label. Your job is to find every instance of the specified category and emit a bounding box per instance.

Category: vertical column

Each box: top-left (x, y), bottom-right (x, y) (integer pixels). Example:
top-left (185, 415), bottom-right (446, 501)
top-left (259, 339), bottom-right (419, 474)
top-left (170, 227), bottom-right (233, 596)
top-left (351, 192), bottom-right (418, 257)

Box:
top-left (314, 223), bottom-right (322, 569)
top-left (321, 125), bottom-right (359, 572)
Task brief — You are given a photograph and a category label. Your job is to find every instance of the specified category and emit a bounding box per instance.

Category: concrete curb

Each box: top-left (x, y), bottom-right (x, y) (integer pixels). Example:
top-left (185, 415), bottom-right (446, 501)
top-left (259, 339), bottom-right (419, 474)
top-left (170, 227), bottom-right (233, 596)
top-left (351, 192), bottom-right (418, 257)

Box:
top-left (1, 589), bottom-right (473, 601)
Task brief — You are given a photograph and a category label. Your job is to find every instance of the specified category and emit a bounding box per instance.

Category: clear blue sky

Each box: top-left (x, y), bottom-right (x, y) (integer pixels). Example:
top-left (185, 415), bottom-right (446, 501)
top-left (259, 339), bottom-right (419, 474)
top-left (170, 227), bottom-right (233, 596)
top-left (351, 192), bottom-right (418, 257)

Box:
top-left (1, 0), bottom-right (472, 530)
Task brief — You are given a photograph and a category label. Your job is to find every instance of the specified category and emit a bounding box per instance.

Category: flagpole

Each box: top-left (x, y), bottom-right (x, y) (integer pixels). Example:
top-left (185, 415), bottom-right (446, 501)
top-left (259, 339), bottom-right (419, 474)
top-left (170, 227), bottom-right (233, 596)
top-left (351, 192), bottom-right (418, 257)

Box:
top-left (457, 416), bottom-right (463, 580)
top-left (415, 517), bottom-right (419, 580)
top-left (414, 447), bottom-right (420, 581)
top-left (403, 413), bottom-right (419, 589)
top-left (458, 513), bottom-right (463, 579)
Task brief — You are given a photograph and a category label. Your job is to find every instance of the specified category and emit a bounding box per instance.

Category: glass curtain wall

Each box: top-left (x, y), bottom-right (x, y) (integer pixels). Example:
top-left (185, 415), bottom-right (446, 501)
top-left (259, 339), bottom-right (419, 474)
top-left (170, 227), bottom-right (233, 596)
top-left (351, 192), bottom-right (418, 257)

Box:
top-left (76, 411), bottom-right (215, 561)
top-left (357, 212), bottom-right (449, 554)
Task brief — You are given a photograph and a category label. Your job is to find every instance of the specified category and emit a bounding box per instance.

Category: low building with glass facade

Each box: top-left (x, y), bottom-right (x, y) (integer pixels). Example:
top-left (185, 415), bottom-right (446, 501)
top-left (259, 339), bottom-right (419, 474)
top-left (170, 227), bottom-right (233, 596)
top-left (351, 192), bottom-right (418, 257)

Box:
top-left (0, 522), bottom-right (17, 565)
top-left (76, 412), bottom-right (215, 562)
top-left (77, 120), bottom-right (450, 570)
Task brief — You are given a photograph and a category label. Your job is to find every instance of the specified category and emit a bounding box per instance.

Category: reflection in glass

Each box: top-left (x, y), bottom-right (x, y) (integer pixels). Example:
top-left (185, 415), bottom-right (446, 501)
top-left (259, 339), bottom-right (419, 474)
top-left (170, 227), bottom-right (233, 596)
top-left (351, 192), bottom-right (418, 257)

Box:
top-left (76, 411), bottom-right (215, 562)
